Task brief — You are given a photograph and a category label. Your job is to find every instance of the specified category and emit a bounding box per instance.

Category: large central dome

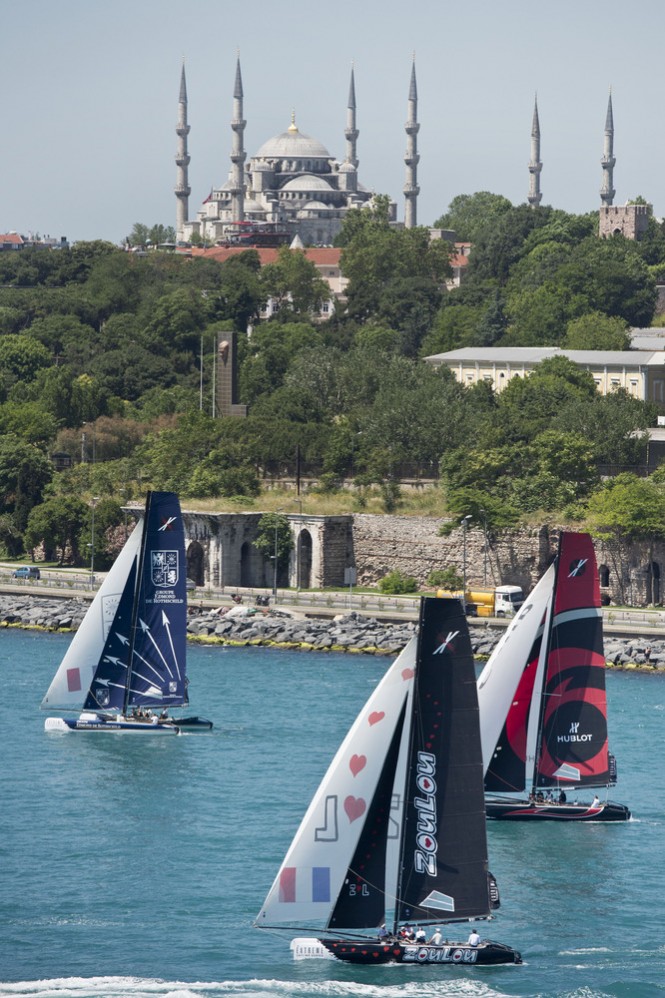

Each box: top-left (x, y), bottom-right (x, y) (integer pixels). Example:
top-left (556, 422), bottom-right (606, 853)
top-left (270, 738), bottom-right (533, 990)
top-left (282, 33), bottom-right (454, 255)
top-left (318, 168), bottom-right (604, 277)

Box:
top-left (254, 120), bottom-right (332, 160)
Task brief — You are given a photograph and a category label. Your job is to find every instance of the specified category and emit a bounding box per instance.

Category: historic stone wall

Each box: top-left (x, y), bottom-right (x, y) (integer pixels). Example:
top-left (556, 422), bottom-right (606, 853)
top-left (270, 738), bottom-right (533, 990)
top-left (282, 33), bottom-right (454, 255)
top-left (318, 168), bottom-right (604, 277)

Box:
top-left (350, 514), bottom-right (554, 590)
top-left (179, 510), bottom-right (665, 606)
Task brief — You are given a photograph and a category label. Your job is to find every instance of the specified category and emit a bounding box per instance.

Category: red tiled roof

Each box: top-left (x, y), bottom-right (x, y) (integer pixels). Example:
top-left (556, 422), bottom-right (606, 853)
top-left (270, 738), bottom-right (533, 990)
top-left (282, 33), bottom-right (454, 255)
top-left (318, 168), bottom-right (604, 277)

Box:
top-left (181, 245), bottom-right (341, 266)
top-left (0, 233), bottom-right (24, 245)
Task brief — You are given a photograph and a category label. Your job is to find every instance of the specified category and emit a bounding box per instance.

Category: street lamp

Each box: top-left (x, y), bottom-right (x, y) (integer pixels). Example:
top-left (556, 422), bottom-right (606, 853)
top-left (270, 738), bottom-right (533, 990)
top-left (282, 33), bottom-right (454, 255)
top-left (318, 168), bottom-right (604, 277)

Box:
top-left (90, 496), bottom-right (100, 589)
top-left (480, 508), bottom-right (488, 585)
top-left (461, 515), bottom-right (472, 612)
top-left (271, 507), bottom-right (287, 600)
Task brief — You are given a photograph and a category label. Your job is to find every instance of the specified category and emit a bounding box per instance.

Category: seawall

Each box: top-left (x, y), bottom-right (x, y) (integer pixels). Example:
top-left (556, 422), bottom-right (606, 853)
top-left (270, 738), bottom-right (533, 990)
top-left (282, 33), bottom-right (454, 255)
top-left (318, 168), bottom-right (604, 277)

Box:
top-left (1, 593), bottom-right (662, 669)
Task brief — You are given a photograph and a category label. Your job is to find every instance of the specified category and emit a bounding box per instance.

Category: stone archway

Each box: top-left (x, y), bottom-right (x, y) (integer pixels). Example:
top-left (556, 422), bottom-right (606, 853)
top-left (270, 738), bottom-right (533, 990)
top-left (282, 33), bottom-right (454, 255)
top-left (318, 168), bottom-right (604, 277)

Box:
top-left (648, 561), bottom-right (661, 605)
top-left (240, 541), bottom-right (253, 587)
top-left (186, 540), bottom-right (205, 586)
top-left (296, 529), bottom-right (313, 589)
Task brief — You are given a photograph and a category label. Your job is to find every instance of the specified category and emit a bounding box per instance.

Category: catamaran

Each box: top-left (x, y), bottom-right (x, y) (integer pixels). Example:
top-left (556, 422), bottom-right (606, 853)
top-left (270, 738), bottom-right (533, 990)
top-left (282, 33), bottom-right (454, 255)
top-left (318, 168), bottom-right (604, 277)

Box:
top-left (478, 532), bottom-right (629, 821)
top-left (42, 491), bottom-right (212, 734)
top-left (255, 596), bottom-right (522, 966)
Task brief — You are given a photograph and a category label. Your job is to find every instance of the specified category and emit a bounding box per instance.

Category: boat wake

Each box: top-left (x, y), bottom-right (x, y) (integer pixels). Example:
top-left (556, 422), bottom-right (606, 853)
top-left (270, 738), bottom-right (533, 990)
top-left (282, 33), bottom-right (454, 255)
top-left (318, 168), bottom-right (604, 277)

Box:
top-left (0, 978), bottom-right (517, 998)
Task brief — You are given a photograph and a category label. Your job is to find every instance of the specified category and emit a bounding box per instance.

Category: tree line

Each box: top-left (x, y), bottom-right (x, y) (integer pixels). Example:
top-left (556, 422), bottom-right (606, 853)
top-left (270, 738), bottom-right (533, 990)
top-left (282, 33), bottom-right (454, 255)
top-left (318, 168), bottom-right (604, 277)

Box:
top-left (1, 192), bottom-right (665, 570)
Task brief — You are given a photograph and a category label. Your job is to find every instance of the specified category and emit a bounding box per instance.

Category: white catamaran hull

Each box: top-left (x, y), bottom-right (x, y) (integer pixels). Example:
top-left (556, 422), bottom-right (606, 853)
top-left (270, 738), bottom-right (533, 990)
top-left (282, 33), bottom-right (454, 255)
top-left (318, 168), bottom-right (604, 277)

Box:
top-left (44, 713), bottom-right (212, 734)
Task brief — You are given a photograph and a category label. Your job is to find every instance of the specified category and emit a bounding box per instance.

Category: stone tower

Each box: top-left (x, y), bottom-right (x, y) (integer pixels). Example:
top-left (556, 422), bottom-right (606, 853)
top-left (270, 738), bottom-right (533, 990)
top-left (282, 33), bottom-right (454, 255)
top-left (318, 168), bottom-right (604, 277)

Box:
top-left (403, 60), bottom-right (420, 229)
top-left (230, 57), bottom-right (246, 225)
top-left (214, 331), bottom-right (247, 419)
top-left (600, 90), bottom-right (616, 206)
top-left (527, 95), bottom-right (542, 207)
top-left (339, 66), bottom-right (359, 194)
top-left (345, 66), bottom-right (359, 169)
top-left (175, 64), bottom-right (191, 243)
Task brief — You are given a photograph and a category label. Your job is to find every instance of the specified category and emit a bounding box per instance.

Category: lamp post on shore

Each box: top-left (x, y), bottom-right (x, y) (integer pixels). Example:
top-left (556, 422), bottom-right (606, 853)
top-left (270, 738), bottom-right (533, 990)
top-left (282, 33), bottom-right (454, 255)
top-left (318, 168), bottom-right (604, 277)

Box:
top-left (271, 508), bottom-right (287, 600)
top-left (90, 496), bottom-right (100, 589)
top-left (461, 514), bottom-right (472, 612)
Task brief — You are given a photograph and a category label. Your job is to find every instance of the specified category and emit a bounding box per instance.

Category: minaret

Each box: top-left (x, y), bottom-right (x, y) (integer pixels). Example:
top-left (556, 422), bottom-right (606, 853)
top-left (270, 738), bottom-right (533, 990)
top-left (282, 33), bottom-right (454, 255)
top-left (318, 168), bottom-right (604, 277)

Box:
top-left (600, 90), bottom-right (616, 206)
top-left (403, 59), bottom-right (420, 229)
top-left (345, 65), bottom-right (359, 168)
top-left (175, 63), bottom-right (191, 242)
top-left (230, 56), bottom-right (246, 225)
top-left (527, 95), bottom-right (542, 207)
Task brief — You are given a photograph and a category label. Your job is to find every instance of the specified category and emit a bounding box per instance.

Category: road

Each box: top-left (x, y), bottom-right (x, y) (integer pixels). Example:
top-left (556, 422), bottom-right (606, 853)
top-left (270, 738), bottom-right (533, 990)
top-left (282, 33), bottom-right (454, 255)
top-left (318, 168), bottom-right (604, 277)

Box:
top-left (1, 567), bottom-right (664, 638)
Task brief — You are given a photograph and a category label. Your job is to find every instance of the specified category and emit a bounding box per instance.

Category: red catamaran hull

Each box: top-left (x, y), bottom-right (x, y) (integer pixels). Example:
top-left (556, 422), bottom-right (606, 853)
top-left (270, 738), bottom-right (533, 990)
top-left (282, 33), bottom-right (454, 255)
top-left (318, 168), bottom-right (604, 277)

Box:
top-left (321, 938), bottom-right (522, 965)
top-left (486, 798), bottom-right (630, 821)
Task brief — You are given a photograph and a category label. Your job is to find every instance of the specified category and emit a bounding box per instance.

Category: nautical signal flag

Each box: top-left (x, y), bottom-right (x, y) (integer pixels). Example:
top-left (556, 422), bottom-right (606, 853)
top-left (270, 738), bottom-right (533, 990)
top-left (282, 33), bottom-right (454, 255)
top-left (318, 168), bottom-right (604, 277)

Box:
top-left (279, 866), bottom-right (330, 903)
top-left (67, 668), bottom-right (82, 692)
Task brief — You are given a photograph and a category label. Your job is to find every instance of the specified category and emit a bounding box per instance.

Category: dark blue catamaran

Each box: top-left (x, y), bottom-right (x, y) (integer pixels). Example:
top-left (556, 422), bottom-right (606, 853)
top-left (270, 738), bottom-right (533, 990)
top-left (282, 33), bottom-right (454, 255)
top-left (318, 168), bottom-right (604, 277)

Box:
top-left (42, 491), bottom-right (212, 734)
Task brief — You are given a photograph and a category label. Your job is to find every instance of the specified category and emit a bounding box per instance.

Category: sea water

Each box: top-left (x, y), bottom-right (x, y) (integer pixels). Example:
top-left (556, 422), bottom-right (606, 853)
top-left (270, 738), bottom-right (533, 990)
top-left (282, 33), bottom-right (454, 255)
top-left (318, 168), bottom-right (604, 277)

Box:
top-left (0, 627), bottom-right (663, 998)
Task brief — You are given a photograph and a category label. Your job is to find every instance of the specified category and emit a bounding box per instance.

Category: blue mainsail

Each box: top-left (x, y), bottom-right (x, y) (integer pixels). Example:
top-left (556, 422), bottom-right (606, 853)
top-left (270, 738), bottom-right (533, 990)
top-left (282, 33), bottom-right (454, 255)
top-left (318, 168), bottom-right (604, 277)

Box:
top-left (84, 492), bottom-right (188, 712)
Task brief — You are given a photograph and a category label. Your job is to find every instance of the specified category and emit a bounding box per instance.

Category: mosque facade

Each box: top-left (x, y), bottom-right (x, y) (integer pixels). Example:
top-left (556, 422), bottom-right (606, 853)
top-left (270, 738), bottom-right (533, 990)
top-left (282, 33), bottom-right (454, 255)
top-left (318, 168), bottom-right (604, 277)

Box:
top-left (176, 60), bottom-right (422, 247)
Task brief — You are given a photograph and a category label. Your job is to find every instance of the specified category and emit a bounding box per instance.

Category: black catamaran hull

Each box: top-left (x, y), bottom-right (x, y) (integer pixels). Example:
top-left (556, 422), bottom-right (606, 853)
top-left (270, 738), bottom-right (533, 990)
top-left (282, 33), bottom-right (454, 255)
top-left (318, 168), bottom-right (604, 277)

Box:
top-left (486, 797), bottom-right (630, 821)
top-left (321, 938), bottom-right (522, 966)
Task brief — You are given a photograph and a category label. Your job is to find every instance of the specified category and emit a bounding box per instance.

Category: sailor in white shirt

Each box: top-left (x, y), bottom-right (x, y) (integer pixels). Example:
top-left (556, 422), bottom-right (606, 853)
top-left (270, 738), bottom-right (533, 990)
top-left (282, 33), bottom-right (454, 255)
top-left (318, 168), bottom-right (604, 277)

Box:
top-left (468, 929), bottom-right (481, 947)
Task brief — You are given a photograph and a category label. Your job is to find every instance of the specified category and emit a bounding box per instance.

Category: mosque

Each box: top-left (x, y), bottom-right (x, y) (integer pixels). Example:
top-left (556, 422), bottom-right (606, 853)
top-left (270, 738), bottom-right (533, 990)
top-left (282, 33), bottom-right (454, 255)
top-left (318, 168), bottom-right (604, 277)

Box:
top-left (175, 59), bottom-right (421, 247)
top-left (175, 63), bottom-right (651, 248)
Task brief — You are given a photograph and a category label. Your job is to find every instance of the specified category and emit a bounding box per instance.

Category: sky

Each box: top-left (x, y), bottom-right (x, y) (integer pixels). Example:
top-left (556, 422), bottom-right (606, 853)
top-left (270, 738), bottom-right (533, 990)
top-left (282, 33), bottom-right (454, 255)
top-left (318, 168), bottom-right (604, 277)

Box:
top-left (5, 0), bottom-right (665, 245)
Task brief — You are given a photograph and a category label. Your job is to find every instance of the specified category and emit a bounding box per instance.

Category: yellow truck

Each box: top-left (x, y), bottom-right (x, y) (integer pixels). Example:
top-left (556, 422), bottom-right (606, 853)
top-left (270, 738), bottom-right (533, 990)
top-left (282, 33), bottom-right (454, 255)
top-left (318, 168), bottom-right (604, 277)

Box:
top-left (436, 585), bottom-right (524, 618)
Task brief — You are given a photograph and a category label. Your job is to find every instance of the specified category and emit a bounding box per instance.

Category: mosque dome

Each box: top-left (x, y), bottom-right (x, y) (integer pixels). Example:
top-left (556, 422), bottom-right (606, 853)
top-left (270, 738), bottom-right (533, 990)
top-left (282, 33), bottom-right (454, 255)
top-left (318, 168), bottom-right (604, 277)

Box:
top-left (281, 175), bottom-right (334, 192)
top-left (254, 119), bottom-right (331, 160)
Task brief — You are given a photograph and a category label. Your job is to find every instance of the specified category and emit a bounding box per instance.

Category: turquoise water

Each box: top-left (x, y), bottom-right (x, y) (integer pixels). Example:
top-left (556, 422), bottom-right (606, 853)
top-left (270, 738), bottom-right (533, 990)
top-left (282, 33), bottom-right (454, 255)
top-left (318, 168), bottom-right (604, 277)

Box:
top-left (0, 627), bottom-right (663, 998)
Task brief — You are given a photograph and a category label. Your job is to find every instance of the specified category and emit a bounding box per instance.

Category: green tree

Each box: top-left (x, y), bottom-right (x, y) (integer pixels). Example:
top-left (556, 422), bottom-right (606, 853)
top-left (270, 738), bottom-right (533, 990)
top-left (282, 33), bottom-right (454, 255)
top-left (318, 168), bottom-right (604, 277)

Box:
top-left (433, 191), bottom-right (513, 243)
top-left (562, 312), bottom-right (630, 350)
top-left (0, 401), bottom-right (60, 447)
top-left (24, 494), bottom-right (88, 564)
top-left (340, 219), bottom-right (450, 326)
top-left (0, 434), bottom-right (53, 534)
top-left (260, 247), bottom-right (330, 317)
top-left (0, 334), bottom-right (52, 384)
top-left (254, 512), bottom-right (293, 588)
top-left (585, 474), bottom-right (665, 603)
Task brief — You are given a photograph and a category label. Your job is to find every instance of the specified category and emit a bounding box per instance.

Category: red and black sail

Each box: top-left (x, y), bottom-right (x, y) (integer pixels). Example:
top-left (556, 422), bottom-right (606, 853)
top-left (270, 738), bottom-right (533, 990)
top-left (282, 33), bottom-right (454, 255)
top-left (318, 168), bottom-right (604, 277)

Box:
top-left (535, 532), bottom-right (610, 788)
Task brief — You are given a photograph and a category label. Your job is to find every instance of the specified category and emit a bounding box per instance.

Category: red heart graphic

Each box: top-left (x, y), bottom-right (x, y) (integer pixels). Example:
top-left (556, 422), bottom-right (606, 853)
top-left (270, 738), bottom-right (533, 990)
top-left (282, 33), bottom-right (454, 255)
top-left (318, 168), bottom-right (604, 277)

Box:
top-left (368, 711), bottom-right (385, 726)
top-left (349, 754), bottom-right (366, 777)
top-left (344, 795), bottom-right (366, 822)
top-left (402, 668), bottom-right (415, 680)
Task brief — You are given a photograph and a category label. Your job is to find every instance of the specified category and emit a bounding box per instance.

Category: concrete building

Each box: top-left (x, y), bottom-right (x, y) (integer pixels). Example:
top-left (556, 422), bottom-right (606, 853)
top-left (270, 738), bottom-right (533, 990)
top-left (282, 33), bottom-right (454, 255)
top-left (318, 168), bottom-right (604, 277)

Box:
top-left (424, 346), bottom-right (665, 402)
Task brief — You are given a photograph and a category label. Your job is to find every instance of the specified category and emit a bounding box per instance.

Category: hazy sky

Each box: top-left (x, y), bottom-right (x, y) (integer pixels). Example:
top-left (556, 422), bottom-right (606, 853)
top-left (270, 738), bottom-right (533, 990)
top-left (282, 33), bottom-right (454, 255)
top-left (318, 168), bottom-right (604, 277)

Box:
top-left (5, 0), bottom-right (665, 244)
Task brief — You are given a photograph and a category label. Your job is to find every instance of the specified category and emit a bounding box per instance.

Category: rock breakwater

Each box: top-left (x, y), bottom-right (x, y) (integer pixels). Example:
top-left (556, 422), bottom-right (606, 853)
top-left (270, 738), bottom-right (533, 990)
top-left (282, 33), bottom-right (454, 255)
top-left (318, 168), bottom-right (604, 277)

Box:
top-left (0, 595), bottom-right (662, 669)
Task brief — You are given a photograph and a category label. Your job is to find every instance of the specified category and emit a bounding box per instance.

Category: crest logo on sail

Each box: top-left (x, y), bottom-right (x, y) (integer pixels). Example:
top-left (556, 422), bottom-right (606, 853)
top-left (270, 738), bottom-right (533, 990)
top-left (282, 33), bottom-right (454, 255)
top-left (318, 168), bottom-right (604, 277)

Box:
top-left (151, 550), bottom-right (179, 587)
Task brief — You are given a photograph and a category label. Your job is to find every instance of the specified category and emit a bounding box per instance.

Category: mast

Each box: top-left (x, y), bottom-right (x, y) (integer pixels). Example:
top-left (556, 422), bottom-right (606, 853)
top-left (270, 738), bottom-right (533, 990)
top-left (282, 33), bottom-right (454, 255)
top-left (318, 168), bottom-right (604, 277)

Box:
top-left (392, 598), bottom-right (424, 934)
top-left (123, 491), bottom-right (152, 716)
top-left (526, 582), bottom-right (555, 795)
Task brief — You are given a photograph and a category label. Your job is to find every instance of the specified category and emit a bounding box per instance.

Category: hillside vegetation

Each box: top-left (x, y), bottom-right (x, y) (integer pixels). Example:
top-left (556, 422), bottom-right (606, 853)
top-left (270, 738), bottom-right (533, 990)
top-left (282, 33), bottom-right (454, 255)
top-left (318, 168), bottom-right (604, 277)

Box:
top-left (2, 194), bottom-right (665, 568)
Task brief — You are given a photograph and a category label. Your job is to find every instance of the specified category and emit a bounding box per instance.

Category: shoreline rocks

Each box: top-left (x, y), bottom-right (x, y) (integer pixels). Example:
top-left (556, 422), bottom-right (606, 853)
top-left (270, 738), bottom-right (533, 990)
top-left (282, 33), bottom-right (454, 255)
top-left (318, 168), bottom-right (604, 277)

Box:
top-left (2, 594), bottom-right (662, 670)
